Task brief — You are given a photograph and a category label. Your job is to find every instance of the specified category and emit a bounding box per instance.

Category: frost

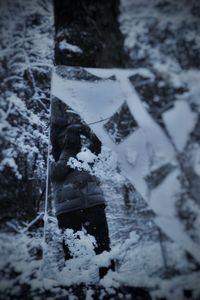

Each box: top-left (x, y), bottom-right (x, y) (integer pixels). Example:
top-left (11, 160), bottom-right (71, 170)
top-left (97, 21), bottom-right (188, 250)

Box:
top-left (51, 64), bottom-right (200, 300)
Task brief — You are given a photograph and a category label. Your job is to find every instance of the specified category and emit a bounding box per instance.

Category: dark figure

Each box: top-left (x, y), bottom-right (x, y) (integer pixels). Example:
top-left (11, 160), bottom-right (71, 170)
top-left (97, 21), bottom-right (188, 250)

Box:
top-left (50, 120), bottom-right (114, 278)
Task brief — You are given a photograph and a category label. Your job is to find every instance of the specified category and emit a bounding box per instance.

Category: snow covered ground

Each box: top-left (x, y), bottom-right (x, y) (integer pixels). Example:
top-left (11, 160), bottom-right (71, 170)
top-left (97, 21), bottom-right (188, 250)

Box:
top-left (1, 66), bottom-right (200, 300)
top-left (50, 65), bottom-right (200, 298)
top-left (1, 0), bottom-right (200, 299)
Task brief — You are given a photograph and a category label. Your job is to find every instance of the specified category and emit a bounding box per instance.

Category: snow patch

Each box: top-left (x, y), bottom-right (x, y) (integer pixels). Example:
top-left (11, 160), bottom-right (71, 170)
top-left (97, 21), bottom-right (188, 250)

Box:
top-left (59, 40), bottom-right (83, 54)
top-left (68, 146), bottom-right (119, 182)
top-left (76, 148), bottom-right (97, 163)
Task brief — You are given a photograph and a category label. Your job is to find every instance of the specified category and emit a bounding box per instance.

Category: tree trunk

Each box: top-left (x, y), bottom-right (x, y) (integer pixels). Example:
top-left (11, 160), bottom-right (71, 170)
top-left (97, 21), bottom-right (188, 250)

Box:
top-left (54, 0), bottom-right (129, 67)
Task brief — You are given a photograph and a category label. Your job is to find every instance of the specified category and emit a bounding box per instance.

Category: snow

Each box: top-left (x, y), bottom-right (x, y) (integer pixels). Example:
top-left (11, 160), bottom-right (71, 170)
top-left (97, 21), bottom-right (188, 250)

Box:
top-left (9, 93), bottom-right (26, 111)
top-left (1, 0), bottom-right (200, 298)
top-left (59, 40), bottom-right (83, 54)
top-left (119, 0), bottom-right (200, 72)
top-left (52, 67), bottom-right (176, 201)
top-left (1, 219), bottom-right (199, 299)
top-left (0, 92), bottom-right (48, 178)
top-left (2, 63), bottom-right (198, 298)
top-left (67, 146), bottom-right (119, 182)
top-left (52, 66), bottom-right (200, 262)
top-left (0, 157), bottom-right (22, 179)
top-left (67, 156), bottom-right (91, 173)
top-left (85, 288), bottom-right (95, 300)
top-left (76, 148), bottom-right (97, 163)
top-left (50, 66), bottom-right (200, 300)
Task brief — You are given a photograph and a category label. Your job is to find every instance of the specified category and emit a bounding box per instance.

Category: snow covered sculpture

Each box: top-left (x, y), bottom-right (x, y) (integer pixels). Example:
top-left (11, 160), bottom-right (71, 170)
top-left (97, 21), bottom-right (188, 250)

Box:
top-left (51, 66), bottom-right (199, 263)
